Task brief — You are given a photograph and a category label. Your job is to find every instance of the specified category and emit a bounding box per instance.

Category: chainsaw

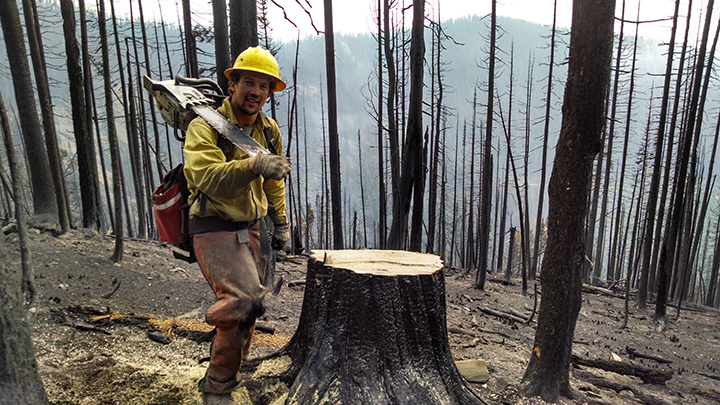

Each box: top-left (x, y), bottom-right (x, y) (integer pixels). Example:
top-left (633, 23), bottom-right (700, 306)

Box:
top-left (143, 74), bottom-right (271, 157)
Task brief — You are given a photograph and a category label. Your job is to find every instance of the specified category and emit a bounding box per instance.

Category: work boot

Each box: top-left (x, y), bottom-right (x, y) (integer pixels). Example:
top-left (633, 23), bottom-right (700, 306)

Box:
top-left (201, 392), bottom-right (235, 405)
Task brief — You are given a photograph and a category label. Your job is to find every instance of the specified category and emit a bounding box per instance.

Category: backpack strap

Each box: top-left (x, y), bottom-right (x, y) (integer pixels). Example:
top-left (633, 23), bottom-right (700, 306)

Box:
top-left (198, 134), bottom-right (234, 216)
top-left (263, 127), bottom-right (278, 155)
top-left (258, 112), bottom-right (278, 155)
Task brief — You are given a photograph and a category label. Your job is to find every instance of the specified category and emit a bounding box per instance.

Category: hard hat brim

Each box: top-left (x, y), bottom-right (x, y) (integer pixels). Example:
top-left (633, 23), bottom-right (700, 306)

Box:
top-left (224, 67), bottom-right (287, 92)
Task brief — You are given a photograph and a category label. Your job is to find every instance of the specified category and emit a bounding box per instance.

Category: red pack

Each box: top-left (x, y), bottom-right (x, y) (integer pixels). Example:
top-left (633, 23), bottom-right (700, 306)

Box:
top-left (152, 164), bottom-right (194, 262)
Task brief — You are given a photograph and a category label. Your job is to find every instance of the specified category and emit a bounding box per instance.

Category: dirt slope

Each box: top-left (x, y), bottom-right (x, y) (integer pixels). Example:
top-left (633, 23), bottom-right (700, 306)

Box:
top-left (5, 228), bottom-right (720, 404)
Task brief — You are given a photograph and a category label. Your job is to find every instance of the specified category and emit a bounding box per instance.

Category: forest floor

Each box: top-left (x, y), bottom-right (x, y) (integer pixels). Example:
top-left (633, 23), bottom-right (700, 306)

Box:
top-left (5, 227), bottom-right (720, 404)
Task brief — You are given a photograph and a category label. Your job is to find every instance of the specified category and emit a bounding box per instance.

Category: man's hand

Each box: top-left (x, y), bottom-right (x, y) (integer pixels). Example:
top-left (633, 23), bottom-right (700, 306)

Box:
top-left (272, 222), bottom-right (290, 250)
top-left (250, 152), bottom-right (290, 180)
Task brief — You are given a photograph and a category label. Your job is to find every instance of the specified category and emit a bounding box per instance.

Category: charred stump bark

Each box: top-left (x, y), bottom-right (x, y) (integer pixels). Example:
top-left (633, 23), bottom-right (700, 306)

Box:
top-left (244, 250), bottom-right (483, 404)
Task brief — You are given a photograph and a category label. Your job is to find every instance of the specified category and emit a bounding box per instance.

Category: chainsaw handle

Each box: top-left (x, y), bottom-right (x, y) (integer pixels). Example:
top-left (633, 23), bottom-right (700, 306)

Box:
top-left (174, 74), bottom-right (225, 97)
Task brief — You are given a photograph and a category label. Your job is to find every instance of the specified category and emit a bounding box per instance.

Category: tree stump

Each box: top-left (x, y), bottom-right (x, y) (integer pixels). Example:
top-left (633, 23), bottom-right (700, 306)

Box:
top-left (246, 250), bottom-right (483, 404)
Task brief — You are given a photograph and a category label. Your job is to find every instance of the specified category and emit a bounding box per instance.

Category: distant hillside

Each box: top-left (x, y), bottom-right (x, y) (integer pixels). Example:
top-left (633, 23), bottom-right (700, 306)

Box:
top-left (0, 2), bottom-right (680, 237)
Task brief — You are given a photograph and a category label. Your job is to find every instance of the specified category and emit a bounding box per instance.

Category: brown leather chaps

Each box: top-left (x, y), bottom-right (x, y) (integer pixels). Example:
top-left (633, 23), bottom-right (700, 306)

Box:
top-left (193, 223), bottom-right (267, 394)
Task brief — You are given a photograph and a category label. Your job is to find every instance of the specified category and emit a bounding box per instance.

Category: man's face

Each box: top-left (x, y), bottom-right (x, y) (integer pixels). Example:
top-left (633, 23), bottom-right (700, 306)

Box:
top-left (230, 71), bottom-right (272, 120)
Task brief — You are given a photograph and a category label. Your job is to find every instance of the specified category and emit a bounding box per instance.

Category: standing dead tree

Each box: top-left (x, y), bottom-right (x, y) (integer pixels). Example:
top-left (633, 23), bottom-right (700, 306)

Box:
top-left (520, 0), bottom-right (616, 400)
top-left (656, 0), bottom-right (715, 331)
top-left (0, 0), bottom-right (58, 226)
top-left (636, 0), bottom-right (680, 309)
top-left (323, 0), bottom-right (345, 249)
top-left (388, 0), bottom-right (425, 251)
top-left (98, 0), bottom-right (123, 262)
top-left (531, 0), bottom-right (559, 280)
top-left (476, 0), bottom-right (497, 289)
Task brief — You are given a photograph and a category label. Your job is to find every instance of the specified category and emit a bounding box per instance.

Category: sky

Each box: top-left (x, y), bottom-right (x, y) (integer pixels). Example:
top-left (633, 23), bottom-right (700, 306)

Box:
top-left (264, 0), bottom-right (702, 44)
top-left (113, 0), bottom-right (713, 50)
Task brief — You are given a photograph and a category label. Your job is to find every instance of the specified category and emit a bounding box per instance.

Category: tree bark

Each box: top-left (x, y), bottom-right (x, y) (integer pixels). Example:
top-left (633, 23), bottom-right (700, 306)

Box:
top-left (593, 0), bottom-right (626, 285)
top-left (384, 0), bottom-right (399, 216)
top-left (376, 0), bottom-right (387, 249)
top-left (476, 0), bottom-right (496, 288)
top-left (98, 0), bottom-right (123, 262)
top-left (181, 0), bottom-right (198, 77)
top-left (388, 0), bottom-right (425, 251)
top-left (650, 0), bottom-right (694, 296)
top-left (229, 0), bottom-right (257, 57)
top-left (212, 0), bottom-right (230, 91)
top-left (637, 0), bottom-right (680, 309)
top-left (520, 0), bottom-right (615, 400)
top-left (656, 0), bottom-right (714, 330)
top-left (0, 237), bottom-right (48, 403)
top-left (22, 0), bottom-right (70, 232)
top-left (609, 4), bottom-right (639, 283)
top-left (532, 0), bottom-right (558, 280)
top-left (244, 250), bottom-right (483, 404)
top-left (323, 0), bottom-right (344, 249)
top-left (0, 0), bottom-right (58, 224)
top-left (60, 0), bottom-right (101, 230)
top-left (0, 93), bottom-right (47, 399)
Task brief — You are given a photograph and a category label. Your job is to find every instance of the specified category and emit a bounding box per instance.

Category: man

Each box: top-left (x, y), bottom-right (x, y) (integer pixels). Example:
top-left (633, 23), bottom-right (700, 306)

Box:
top-left (183, 46), bottom-right (291, 405)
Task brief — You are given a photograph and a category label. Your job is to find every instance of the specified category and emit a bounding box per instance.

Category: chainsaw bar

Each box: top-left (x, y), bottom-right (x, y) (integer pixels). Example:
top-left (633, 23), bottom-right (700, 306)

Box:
top-left (143, 75), bottom-right (271, 157)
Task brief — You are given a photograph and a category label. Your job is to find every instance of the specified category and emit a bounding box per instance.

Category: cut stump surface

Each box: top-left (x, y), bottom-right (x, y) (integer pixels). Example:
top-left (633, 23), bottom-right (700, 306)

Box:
top-left (248, 249), bottom-right (483, 404)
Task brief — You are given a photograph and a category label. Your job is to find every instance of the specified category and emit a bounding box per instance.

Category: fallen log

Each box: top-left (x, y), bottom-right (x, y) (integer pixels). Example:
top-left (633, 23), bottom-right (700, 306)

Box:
top-left (448, 325), bottom-right (512, 339)
top-left (582, 283), bottom-right (620, 298)
top-left (506, 307), bottom-right (530, 322)
top-left (571, 354), bottom-right (673, 384)
top-left (574, 369), bottom-right (669, 405)
top-left (477, 307), bottom-right (527, 324)
top-left (625, 347), bottom-right (672, 364)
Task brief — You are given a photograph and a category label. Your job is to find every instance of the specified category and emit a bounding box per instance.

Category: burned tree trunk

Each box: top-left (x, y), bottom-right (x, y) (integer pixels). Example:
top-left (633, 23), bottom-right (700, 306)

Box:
top-left (245, 250), bottom-right (482, 404)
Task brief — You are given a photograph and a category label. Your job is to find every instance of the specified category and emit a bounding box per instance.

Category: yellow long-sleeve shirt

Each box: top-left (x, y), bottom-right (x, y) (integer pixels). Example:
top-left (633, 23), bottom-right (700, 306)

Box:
top-left (183, 98), bottom-right (287, 224)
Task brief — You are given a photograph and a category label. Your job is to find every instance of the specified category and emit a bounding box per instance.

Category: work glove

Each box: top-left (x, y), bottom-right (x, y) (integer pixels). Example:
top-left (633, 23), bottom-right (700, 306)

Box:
top-left (252, 152), bottom-right (291, 180)
top-left (272, 222), bottom-right (290, 250)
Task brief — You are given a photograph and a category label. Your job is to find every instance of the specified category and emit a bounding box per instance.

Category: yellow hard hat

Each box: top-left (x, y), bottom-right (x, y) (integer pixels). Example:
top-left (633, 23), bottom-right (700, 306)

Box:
top-left (224, 46), bottom-right (286, 92)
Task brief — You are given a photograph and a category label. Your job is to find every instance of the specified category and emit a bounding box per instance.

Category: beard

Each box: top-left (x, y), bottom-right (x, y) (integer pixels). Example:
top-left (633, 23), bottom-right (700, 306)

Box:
top-left (239, 102), bottom-right (261, 116)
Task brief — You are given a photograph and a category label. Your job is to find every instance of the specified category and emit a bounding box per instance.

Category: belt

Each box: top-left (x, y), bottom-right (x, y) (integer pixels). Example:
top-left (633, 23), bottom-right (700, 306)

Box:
top-left (189, 215), bottom-right (258, 235)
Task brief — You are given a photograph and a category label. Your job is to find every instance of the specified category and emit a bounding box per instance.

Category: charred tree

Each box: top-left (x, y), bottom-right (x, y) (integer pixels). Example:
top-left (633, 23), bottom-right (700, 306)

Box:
top-left (229, 0), bottom-right (257, 56)
top-left (0, 90), bottom-right (47, 403)
top-left (388, 0), bottom-right (425, 251)
top-left (323, 0), bottom-right (344, 249)
top-left (609, 5), bottom-right (640, 283)
top-left (136, 0), bottom-right (163, 184)
top-left (0, 233), bottom-right (48, 404)
top-left (384, 0), bottom-right (400, 209)
top-left (22, 0), bottom-right (71, 232)
top-left (60, 0), bottom-right (101, 230)
top-left (671, 8), bottom-right (719, 314)
top-left (376, 0), bottom-right (387, 248)
top-left (505, 226), bottom-right (517, 282)
top-left (593, 0), bottom-right (627, 285)
top-left (522, 52), bottom-right (534, 281)
top-left (212, 0), bottom-right (230, 91)
top-left (98, 0), bottom-right (123, 262)
top-left (532, 0), bottom-right (558, 280)
top-left (637, 0), bottom-right (680, 308)
top-left (497, 147), bottom-right (510, 275)
top-left (243, 250), bottom-right (483, 404)
top-left (0, 0), bottom-right (58, 225)
top-left (476, 0), bottom-right (497, 289)
top-left (520, 0), bottom-right (615, 400)
top-left (651, 0), bottom-right (694, 295)
top-left (656, 0), bottom-right (714, 331)
top-left (181, 0), bottom-right (198, 77)
top-left (498, 90), bottom-right (529, 296)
